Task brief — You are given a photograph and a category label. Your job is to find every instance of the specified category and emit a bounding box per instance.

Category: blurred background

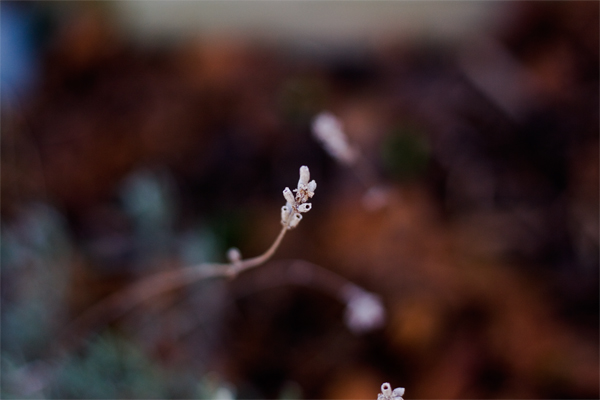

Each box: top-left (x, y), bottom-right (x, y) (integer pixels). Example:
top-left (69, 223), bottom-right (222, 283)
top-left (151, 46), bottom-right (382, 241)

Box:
top-left (1, 1), bottom-right (598, 399)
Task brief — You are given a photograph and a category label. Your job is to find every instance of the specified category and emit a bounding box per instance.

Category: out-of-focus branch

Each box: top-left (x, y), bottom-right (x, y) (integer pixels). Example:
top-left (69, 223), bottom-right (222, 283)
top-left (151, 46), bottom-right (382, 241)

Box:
top-left (57, 225), bottom-right (289, 356)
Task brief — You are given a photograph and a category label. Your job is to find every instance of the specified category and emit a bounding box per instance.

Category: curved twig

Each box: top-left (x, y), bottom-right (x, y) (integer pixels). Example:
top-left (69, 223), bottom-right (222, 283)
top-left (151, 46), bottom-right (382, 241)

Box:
top-left (57, 226), bottom-right (288, 355)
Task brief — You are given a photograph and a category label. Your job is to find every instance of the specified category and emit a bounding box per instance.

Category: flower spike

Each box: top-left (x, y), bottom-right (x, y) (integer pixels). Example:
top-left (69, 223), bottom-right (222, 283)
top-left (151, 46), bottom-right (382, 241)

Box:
top-left (281, 166), bottom-right (316, 229)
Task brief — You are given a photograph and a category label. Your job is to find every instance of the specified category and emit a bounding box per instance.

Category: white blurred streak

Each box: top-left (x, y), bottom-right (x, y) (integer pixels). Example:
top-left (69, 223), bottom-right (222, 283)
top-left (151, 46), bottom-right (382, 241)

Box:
top-left (342, 285), bottom-right (386, 335)
top-left (457, 37), bottom-right (539, 120)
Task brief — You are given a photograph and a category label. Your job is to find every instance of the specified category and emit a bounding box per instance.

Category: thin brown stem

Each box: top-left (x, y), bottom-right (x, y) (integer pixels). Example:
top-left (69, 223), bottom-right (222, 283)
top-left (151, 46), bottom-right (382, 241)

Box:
top-left (232, 259), bottom-right (363, 303)
top-left (231, 225), bottom-right (288, 274)
top-left (57, 225), bottom-right (288, 356)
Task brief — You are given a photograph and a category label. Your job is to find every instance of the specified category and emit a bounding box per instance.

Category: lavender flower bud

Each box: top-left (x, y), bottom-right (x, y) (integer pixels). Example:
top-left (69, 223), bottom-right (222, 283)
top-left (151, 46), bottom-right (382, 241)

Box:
top-left (281, 204), bottom-right (292, 223)
top-left (283, 187), bottom-right (295, 205)
top-left (298, 165), bottom-right (310, 188)
top-left (288, 213), bottom-right (302, 228)
top-left (297, 203), bottom-right (312, 213)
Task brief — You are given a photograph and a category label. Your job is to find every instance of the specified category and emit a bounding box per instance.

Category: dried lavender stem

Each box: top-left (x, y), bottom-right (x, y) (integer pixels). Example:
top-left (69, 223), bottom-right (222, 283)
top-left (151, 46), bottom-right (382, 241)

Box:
top-left (59, 225), bottom-right (288, 355)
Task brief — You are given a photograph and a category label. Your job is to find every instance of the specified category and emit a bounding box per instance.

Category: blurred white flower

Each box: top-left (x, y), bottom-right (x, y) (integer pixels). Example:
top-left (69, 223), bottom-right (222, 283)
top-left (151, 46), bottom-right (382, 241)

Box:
top-left (361, 185), bottom-right (390, 211)
top-left (214, 386), bottom-right (235, 400)
top-left (377, 383), bottom-right (405, 400)
top-left (312, 112), bottom-right (358, 165)
top-left (343, 285), bottom-right (386, 334)
top-left (226, 247), bottom-right (242, 263)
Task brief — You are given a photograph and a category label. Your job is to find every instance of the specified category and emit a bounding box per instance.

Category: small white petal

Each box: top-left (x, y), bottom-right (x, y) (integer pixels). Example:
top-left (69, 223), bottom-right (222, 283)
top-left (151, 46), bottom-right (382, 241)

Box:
top-left (344, 290), bottom-right (386, 334)
top-left (392, 388), bottom-right (405, 399)
top-left (281, 204), bottom-right (292, 223)
top-left (297, 203), bottom-right (312, 213)
top-left (381, 383), bottom-right (392, 397)
top-left (283, 187), bottom-right (295, 204)
top-left (298, 166), bottom-right (310, 187)
top-left (288, 212), bottom-right (302, 228)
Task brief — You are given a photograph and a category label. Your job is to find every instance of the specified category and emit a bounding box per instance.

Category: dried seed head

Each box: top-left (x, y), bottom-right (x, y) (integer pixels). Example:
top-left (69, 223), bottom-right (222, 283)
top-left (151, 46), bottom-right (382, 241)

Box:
top-left (281, 166), bottom-right (316, 229)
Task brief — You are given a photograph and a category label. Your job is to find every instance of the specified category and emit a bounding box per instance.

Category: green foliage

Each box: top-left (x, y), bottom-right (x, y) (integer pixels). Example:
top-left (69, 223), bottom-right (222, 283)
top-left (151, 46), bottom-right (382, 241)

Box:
top-left (49, 333), bottom-right (168, 399)
top-left (178, 226), bottom-right (221, 266)
top-left (119, 169), bottom-right (178, 261)
top-left (119, 169), bottom-right (176, 233)
top-left (1, 204), bottom-right (72, 360)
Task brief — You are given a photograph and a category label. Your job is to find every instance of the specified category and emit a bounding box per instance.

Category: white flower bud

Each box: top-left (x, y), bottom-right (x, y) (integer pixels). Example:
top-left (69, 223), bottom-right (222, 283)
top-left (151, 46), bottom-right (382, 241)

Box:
top-left (281, 204), bottom-right (292, 223)
top-left (298, 166), bottom-right (310, 188)
top-left (378, 383), bottom-right (405, 400)
top-left (307, 180), bottom-right (317, 193)
top-left (297, 203), bottom-right (312, 213)
top-left (381, 383), bottom-right (392, 397)
top-left (392, 388), bottom-right (405, 399)
top-left (283, 187), bottom-right (295, 205)
top-left (288, 212), bottom-right (302, 228)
